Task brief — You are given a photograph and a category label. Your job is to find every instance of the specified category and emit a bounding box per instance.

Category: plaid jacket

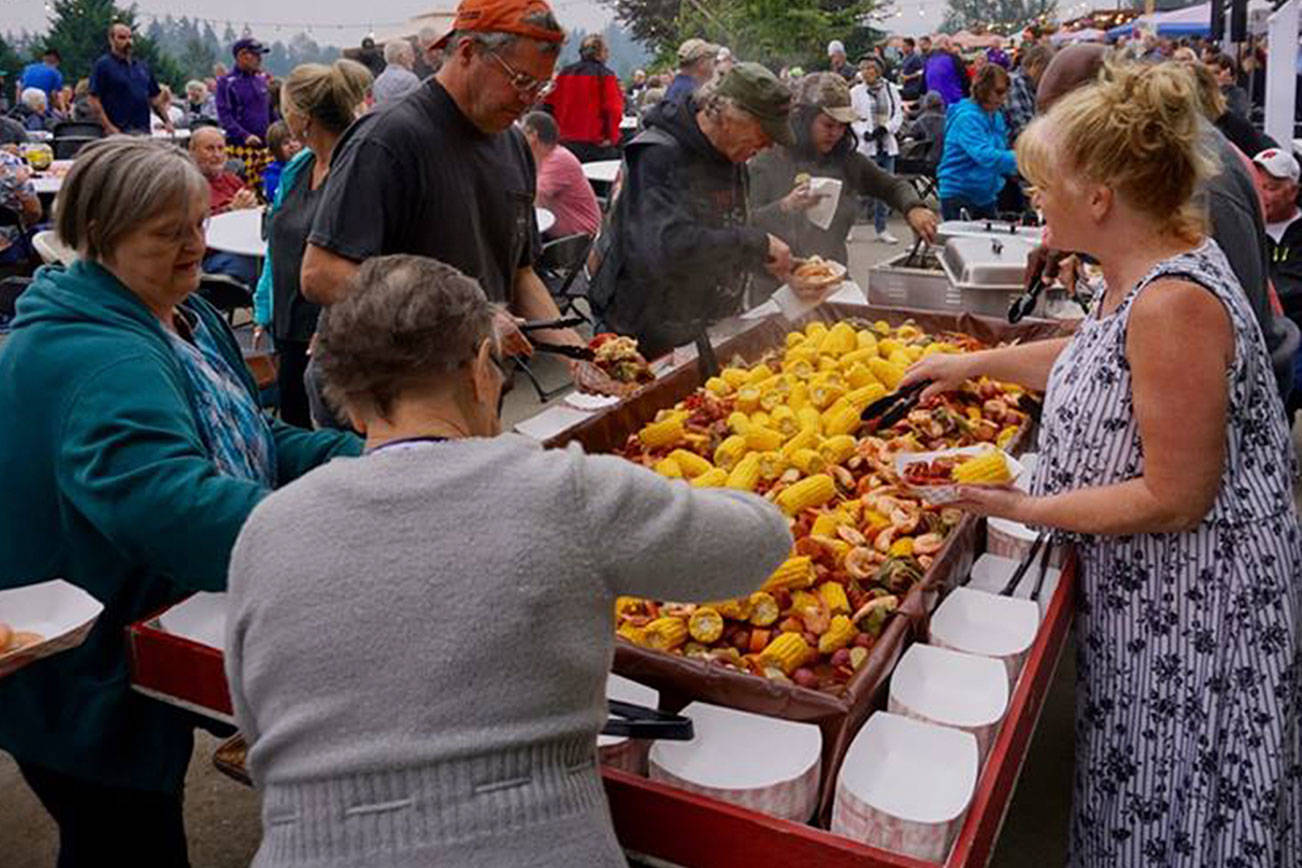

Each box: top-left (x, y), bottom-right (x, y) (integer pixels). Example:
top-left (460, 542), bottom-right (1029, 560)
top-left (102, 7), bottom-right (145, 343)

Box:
top-left (1004, 71), bottom-right (1035, 145)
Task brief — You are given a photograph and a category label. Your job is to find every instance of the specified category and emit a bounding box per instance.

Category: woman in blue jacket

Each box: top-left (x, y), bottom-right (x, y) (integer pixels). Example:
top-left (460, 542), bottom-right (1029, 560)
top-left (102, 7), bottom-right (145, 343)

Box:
top-left (936, 65), bottom-right (1018, 221)
top-left (0, 137), bottom-right (359, 866)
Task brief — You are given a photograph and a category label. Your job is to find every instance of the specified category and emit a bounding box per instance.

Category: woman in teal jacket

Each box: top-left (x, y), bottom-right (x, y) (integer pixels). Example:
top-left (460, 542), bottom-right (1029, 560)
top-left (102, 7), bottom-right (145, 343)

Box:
top-left (936, 64), bottom-right (1018, 221)
top-left (0, 138), bottom-right (359, 865)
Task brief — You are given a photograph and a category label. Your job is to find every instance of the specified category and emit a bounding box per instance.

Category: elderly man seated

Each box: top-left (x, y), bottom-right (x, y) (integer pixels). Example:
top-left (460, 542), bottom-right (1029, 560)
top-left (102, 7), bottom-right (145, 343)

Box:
top-left (190, 125), bottom-right (260, 286)
top-left (12, 88), bottom-right (55, 132)
top-left (521, 111), bottom-right (600, 239)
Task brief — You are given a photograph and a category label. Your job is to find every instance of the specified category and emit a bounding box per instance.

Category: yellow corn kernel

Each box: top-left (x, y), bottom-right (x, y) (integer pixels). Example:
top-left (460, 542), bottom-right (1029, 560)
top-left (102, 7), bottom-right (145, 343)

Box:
top-left (690, 467), bottom-right (728, 488)
top-left (735, 384), bottom-right (762, 413)
top-left (780, 425), bottom-right (820, 459)
top-left (837, 347), bottom-right (875, 369)
top-left (758, 379), bottom-right (792, 412)
top-left (749, 411), bottom-right (772, 429)
top-left (872, 320), bottom-right (892, 335)
top-left (819, 322), bottom-right (858, 357)
top-left (757, 451), bottom-right (788, 481)
top-left (856, 329), bottom-right (879, 353)
top-left (748, 591), bottom-right (780, 626)
top-left (644, 617), bottom-right (688, 651)
top-left (745, 425), bottom-right (784, 452)
top-left (923, 341), bottom-right (958, 357)
top-left (714, 597), bottom-right (752, 620)
top-left (888, 350), bottom-right (913, 370)
top-left (617, 622), bottom-right (647, 645)
top-left (953, 450), bottom-right (1013, 484)
top-left (760, 632), bottom-right (814, 675)
top-left (713, 434), bottom-right (748, 470)
top-left (996, 426), bottom-right (1019, 449)
top-left (820, 434), bottom-right (857, 466)
top-left (817, 356), bottom-right (840, 372)
top-left (724, 412), bottom-right (750, 436)
top-left (804, 321), bottom-right (829, 342)
top-left (845, 363), bottom-right (876, 390)
top-left (762, 556), bottom-right (815, 592)
top-left (789, 448), bottom-right (826, 475)
top-left (846, 382), bottom-right (888, 409)
top-left (654, 457), bottom-right (684, 478)
top-left (782, 357), bottom-right (815, 379)
top-left (819, 582), bottom-right (851, 615)
top-left (868, 357), bottom-right (905, 391)
top-left (688, 607), bottom-right (724, 644)
top-left (668, 449), bottom-right (713, 478)
top-left (744, 363), bottom-right (774, 385)
top-left (790, 589), bottom-right (821, 613)
top-left (808, 376), bottom-right (847, 410)
top-left (726, 453), bottom-right (762, 491)
top-left (785, 331), bottom-right (808, 348)
top-left (863, 508), bottom-right (891, 530)
top-left (839, 499), bottom-right (863, 521)
top-left (721, 366), bottom-right (750, 388)
top-left (787, 380), bottom-right (809, 410)
top-left (639, 417), bottom-right (685, 448)
top-left (818, 615), bottom-right (857, 655)
top-left (705, 376), bottom-right (733, 396)
top-left (905, 345), bottom-right (925, 362)
top-left (897, 324), bottom-right (923, 340)
top-left (822, 402), bottom-right (862, 437)
top-left (810, 512), bottom-right (843, 538)
top-left (797, 406), bottom-right (822, 432)
top-left (784, 343), bottom-right (820, 365)
top-left (775, 473), bottom-right (837, 516)
top-left (878, 338), bottom-right (903, 359)
top-left (889, 537), bottom-right (914, 557)
top-left (769, 405), bottom-right (799, 438)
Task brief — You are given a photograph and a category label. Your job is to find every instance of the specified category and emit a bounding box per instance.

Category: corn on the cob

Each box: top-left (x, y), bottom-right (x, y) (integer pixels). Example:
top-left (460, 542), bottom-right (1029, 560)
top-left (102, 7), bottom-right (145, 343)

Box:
top-left (846, 382), bottom-right (888, 409)
top-left (614, 596), bottom-right (644, 618)
top-left (790, 589), bottom-right (821, 613)
top-left (666, 449), bottom-right (712, 478)
top-left (721, 366), bottom-right (750, 388)
top-left (726, 453), bottom-right (762, 490)
top-left (617, 622), bottom-right (647, 644)
top-left (743, 363), bottom-right (774, 385)
top-left (759, 383), bottom-right (791, 412)
top-left (762, 556), bottom-right (815, 592)
top-left (819, 582), bottom-right (851, 614)
top-left (639, 417), bottom-right (685, 448)
top-left (689, 467), bottom-right (728, 488)
top-left (745, 425), bottom-right (784, 452)
top-left (748, 591), bottom-right (780, 626)
top-left (797, 406), bottom-right (822, 432)
top-left (897, 324), bottom-right (923, 340)
top-left (714, 597), bottom-right (752, 620)
top-left (769, 405), bottom-right (799, 437)
top-left (776, 473), bottom-right (837, 515)
top-left (817, 356), bottom-right (840, 372)
top-left (872, 320), bottom-right (892, 334)
top-left (723, 412), bottom-right (749, 436)
top-left (837, 347), bottom-right (875, 370)
top-left (819, 434), bottom-right (857, 466)
top-left (688, 607), bottom-right (724, 644)
top-left (819, 322), bottom-right (858, 357)
top-left (804, 321), bottom-right (828, 341)
top-left (789, 448), bottom-right (826, 475)
top-left (905, 345), bottom-right (925, 362)
top-left (713, 436), bottom-right (749, 472)
top-left (868, 357), bottom-right (905, 391)
top-left (888, 349), bottom-right (913, 370)
top-left (863, 508), bottom-right (890, 530)
top-left (856, 329), bottom-right (878, 353)
top-left (923, 341), bottom-right (958, 357)
top-left (785, 331), bottom-right (808, 348)
top-left (809, 512), bottom-right (843, 538)
top-left (735, 384), bottom-right (762, 413)
top-left (818, 615), bottom-right (857, 655)
top-left (757, 451), bottom-right (788, 481)
top-left (877, 338), bottom-right (903, 358)
top-left (889, 537), bottom-right (914, 557)
top-left (760, 632), bottom-right (814, 675)
top-left (996, 426), bottom-right (1019, 449)
top-left (705, 376), bottom-right (733, 395)
top-left (654, 457), bottom-right (683, 478)
top-left (822, 402), bottom-right (862, 437)
top-left (783, 357), bottom-right (814, 379)
top-left (808, 376), bottom-right (846, 410)
top-left (845, 363), bottom-right (876, 390)
top-left (780, 425), bottom-right (820, 459)
top-left (644, 616), bottom-right (688, 650)
top-left (787, 380), bottom-right (809, 411)
top-left (953, 450), bottom-right (1013, 484)
top-left (749, 411), bottom-right (772, 429)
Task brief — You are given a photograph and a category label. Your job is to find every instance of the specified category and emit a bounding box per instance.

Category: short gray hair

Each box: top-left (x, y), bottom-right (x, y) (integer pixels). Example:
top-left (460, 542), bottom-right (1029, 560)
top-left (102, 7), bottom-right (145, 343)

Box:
top-left (383, 39), bottom-right (414, 65)
top-left (315, 255), bottom-right (495, 417)
top-left (21, 87), bottom-right (46, 111)
top-left (56, 137), bottom-right (208, 261)
top-left (185, 79), bottom-right (206, 96)
top-left (444, 29), bottom-right (562, 57)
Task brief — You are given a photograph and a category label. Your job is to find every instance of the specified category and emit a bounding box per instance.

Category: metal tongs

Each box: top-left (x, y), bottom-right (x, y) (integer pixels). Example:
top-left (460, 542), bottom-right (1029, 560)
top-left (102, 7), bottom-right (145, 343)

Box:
top-left (998, 530), bottom-right (1055, 602)
top-left (518, 317), bottom-right (597, 361)
top-left (860, 379), bottom-right (931, 432)
top-left (1008, 271), bottom-right (1045, 324)
top-left (601, 700), bottom-right (694, 741)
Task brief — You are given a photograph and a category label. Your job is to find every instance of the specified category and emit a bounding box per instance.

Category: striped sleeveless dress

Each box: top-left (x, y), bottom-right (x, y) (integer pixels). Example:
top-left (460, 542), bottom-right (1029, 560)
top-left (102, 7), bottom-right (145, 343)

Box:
top-left (1029, 240), bottom-right (1302, 866)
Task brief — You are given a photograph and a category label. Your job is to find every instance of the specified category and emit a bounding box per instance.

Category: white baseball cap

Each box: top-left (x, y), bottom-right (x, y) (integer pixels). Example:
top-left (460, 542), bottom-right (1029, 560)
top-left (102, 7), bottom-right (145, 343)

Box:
top-left (1253, 148), bottom-right (1300, 183)
top-left (827, 40), bottom-right (845, 56)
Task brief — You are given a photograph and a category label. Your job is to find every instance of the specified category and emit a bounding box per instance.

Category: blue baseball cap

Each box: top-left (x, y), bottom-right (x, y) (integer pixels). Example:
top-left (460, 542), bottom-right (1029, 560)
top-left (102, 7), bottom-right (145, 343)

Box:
top-left (232, 38), bottom-right (269, 58)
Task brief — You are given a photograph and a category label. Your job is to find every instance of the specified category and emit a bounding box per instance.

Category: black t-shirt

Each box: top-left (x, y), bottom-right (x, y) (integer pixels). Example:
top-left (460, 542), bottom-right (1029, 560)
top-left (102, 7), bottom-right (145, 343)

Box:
top-left (270, 154), bottom-right (324, 342)
top-left (308, 79), bottom-right (540, 304)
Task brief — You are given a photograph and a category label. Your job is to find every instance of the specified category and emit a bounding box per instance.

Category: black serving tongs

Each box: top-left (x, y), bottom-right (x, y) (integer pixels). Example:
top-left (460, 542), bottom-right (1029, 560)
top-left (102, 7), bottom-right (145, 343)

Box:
top-left (531, 342), bottom-right (595, 361)
top-left (860, 379), bottom-right (931, 432)
top-left (602, 699), bottom-right (694, 741)
top-left (518, 316), bottom-right (588, 333)
top-left (999, 529), bottom-right (1055, 602)
top-left (1008, 270), bottom-right (1045, 324)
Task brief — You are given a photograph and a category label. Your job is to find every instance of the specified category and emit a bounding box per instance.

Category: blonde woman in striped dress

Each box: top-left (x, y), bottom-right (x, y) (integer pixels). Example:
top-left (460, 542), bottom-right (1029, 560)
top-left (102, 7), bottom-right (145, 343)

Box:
top-left (906, 60), bottom-right (1301, 865)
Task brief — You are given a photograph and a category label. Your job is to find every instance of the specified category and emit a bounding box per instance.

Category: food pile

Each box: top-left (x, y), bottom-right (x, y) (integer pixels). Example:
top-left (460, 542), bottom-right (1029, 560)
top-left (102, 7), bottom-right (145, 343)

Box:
top-left (901, 449), bottom-right (1014, 488)
top-left (613, 319), bottom-right (1030, 694)
top-left (590, 333), bottom-right (655, 384)
top-left (791, 256), bottom-right (845, 292)
top-left (0, 622), bottom-right (43, 658)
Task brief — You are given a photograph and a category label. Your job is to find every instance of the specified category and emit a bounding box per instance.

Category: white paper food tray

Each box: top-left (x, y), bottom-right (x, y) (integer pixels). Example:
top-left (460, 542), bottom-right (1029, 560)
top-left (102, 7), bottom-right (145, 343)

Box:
top-left (0, 580), bottom-right (104, 679)
top-left (894, 445), bottom-right (1024, 505)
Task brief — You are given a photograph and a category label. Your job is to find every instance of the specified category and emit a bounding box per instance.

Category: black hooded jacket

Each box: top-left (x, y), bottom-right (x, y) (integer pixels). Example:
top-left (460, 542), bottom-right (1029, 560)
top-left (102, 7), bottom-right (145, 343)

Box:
top-left (588, 95), bottom-right (770, 357)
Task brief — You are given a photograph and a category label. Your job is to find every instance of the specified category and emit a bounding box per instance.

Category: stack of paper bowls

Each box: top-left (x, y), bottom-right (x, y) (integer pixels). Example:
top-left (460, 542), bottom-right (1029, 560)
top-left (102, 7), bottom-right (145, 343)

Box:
top-left (966, 552), bottom-right (1063, 623)
top-left (832, 712), bottom-right (978, 862)
top-left (929, 586), bottom-right (1039, 686)
top-left (649, 701), bottom-right (822, 822)
top-left (598, 674), bottom-right (659, 776)
top-left (888, 644), bottom-right (1010, 762)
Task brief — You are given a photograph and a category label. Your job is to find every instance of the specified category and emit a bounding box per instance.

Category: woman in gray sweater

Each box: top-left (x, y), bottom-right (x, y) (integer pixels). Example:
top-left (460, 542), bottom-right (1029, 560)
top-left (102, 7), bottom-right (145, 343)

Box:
top-left (224, 254), bottom-right (793, 867)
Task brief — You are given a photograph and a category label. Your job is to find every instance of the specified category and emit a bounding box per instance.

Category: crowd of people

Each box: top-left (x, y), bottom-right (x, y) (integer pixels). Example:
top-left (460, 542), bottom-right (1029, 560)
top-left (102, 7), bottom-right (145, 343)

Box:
top-left (0, 1), bottom-right (1300, 866)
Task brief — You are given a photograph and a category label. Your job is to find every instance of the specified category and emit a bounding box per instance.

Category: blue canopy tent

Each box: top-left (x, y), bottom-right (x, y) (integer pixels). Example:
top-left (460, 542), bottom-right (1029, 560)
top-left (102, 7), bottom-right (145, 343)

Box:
top-left (1107, 3), bottom-right (1216, 39)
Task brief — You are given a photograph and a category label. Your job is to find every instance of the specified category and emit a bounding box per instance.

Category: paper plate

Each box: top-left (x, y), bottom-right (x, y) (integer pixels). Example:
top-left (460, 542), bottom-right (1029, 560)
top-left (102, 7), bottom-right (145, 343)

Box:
top-left (831, 712), bottom-right (978, 862)
top-left (0, 580), bottom-right (104, 679)
top-left (966, 553), bottom-right (1062, 623)
top-left (158, 591), bottom-right (228, 650)
top-left (888, 644), bottom-right (1009, 761)
top-left (894, 445), bottom-right (1024, 505)
top-left (649, 701), bottom-right (822, 822)
top-left (564, 392), bottom-right (622, 411)
top-left (929, 587), bottom-right (1039, 684)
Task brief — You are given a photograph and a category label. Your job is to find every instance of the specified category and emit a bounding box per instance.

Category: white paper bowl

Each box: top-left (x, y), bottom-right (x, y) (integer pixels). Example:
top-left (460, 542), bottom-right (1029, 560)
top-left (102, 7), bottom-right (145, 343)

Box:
top-left (831, 712), bottom-right (978, 862)
top-left (599, 674), bottom-right (659, 775)
top-left (986, 516), bottom-right (1065, 568)
top-left (158, 591), bottom-right (228, 649)
top-left (929, 587), bottom-right (1039, 685)
top-left (966, 553), bottom-right (1062, 623)
top-left (894, 446), bottom-right (1024, 506)
top-left (0, 579), bottom-right (104, 679)
top-left (888, 644), bottom-right (1009, 762)
top-left (649, 701), bottom-right (822, 822)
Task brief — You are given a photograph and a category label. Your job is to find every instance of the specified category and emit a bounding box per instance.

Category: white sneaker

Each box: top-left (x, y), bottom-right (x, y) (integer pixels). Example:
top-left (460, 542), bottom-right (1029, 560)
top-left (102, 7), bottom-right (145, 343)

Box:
top-left (875, 230), bottom-right (899, 244)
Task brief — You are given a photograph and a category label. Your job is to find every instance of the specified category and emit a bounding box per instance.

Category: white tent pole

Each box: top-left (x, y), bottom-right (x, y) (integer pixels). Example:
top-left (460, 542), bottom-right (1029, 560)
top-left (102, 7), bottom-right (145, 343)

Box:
top-left (1264, 0), bottom-right (1299, 149)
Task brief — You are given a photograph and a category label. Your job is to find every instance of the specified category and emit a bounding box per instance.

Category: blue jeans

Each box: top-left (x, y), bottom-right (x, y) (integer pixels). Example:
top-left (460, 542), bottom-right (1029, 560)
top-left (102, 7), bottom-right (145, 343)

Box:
top-left (940, 197), bottom-right (997, 222)
top-left (870, 152), bottom-right (896, 233)
top-left (202, 251), bottom-right (259, 287)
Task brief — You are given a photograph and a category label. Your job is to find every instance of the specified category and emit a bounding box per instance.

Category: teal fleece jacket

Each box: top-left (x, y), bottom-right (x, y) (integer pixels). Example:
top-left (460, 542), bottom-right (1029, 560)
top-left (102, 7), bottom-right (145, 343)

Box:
top-left (936, 98), bottom-right (1018, 208)
top-left (0, 260), bottom-right (360, 792)
top-left (253, 147), bottom-right (314, 326)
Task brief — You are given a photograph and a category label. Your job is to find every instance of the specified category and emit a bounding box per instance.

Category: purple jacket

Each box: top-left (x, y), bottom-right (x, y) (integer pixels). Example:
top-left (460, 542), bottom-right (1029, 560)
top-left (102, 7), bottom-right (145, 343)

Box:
top-left (925, 52), bottom-right (966, 106)
top-left (216, 69), bottom-right (270, 144)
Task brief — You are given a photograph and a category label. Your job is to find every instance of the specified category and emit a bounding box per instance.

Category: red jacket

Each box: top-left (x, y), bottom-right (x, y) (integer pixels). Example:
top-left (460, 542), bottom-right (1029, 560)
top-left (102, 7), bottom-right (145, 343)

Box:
top-left (543, 58), bottom-right (623, 146)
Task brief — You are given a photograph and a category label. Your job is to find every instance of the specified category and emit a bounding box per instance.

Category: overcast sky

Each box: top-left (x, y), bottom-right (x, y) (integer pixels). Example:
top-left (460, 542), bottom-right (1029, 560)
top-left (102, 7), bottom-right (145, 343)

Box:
top-left (5, 0), bottom-right (1083, 48)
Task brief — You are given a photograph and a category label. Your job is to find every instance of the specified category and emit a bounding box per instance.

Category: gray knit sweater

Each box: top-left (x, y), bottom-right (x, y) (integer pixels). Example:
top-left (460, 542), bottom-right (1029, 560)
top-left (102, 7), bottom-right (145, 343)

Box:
top-left (225, 434), bottom-right (792, 867)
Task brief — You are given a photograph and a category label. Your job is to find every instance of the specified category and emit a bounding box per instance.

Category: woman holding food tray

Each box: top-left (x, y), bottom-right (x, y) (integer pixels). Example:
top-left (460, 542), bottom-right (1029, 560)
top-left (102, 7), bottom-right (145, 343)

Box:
top-left (905, 60), bottom-right (1301, 865)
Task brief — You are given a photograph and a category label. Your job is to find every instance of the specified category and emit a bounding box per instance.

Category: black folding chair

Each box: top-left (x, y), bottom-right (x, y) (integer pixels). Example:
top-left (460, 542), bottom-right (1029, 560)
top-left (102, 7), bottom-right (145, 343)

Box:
top-left (51, 120), bottom-right (104, 160)
top-left (197, 273), bottom-right (254, 326)
top-left (895, 138), bottom-right (939, 205)
top-left (537, 232), bottom-right (595, 324)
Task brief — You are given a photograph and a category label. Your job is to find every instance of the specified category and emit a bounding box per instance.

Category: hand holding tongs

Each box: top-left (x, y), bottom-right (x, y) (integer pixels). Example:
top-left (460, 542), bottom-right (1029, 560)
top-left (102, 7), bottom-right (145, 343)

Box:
top-left (602, 699), bottom-right (694, 741)
top-left (517, 317), bottom-right (595, 361)
top-left (860, 379), bottom-right (931, 432)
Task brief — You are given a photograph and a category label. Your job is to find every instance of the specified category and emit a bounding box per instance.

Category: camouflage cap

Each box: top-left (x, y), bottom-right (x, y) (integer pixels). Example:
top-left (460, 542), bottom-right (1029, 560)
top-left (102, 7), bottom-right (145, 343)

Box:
top-left (716, 61), bottom-right (794, 146)
top-left (796, 72), bottom-right (861, 124)
top-left (678, 37), bottom-right (722, 64)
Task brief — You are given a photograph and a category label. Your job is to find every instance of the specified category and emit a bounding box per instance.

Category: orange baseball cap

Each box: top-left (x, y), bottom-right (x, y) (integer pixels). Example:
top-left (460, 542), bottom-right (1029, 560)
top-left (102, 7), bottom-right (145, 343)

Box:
top-left (434, 0), bottom-right (565, 49)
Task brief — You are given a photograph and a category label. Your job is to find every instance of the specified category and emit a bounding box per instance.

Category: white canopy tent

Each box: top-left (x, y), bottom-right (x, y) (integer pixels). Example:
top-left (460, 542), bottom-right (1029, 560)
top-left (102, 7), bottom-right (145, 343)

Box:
top-left (373, 8), bottom-right (457, 45)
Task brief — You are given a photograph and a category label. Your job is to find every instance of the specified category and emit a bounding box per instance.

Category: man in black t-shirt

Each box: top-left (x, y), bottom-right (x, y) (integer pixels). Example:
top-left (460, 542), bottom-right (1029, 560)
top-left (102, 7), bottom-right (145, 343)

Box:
top-left (303, 0), bottom-right (589, 369)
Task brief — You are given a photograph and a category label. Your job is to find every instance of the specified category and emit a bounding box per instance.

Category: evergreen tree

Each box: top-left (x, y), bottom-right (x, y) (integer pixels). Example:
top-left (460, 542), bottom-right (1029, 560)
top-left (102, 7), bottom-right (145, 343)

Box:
top-left (941, 0), bottom-right (1056, 35)
top-left (43, 0), bottom-right (184, 88)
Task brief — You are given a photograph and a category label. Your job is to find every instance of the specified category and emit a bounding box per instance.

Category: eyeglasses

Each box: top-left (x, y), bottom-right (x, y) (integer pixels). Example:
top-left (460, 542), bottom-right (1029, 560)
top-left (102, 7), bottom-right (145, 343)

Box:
top-left (484, 49), bottom-right (547, 98)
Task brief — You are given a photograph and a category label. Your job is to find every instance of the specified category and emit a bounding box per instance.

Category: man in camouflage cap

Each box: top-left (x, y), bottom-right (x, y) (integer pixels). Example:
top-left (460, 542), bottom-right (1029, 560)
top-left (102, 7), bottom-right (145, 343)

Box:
top-left (665, 37), bottom-right (722, 104)
top-left (589, 61), bottom-right (804, 357)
